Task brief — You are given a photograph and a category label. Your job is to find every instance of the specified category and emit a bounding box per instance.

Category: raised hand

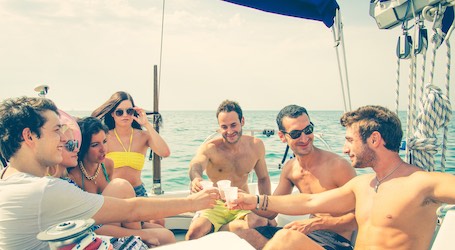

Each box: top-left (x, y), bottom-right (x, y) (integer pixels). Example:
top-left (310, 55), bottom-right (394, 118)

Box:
top-left (226, 193), bottom-right (257, 210)
top-left (132, 107), bottom-right (148, 127)
top-left (187, 187), bottom-right (219, 211)
top-left (190, 177), bottom-right (203, 193)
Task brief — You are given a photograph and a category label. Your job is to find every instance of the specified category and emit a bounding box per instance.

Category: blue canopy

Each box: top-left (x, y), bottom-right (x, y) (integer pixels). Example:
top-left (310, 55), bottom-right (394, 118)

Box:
top-left (223, 0), bottom-right (339, 28)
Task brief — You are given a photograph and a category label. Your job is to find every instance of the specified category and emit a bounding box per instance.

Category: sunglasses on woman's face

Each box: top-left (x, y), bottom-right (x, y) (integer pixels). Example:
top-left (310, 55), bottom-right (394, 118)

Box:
top-left (281, 122), bottom-right (314, 140)
top-left (65, 140), bottom-right (79, 152)
top-left (114, 108), bottom-right (135, 117)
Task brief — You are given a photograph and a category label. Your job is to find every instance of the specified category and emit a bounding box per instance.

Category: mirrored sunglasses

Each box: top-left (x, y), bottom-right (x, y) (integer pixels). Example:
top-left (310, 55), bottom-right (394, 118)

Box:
top-left (65, 140), bottom-right (79, 152)
top-left (114, 108), bottom-right (135, 117)
top-left (282, 122), bottom-right (314, 139)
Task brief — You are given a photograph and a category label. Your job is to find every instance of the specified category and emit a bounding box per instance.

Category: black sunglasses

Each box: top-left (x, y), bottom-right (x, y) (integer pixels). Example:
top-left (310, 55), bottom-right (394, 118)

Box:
top-left (114, 108), bottom-right (135, 117)
top-left (282, 122), bottom-right (314, 139)
top-left (65, 140), bottom-right (79, 152)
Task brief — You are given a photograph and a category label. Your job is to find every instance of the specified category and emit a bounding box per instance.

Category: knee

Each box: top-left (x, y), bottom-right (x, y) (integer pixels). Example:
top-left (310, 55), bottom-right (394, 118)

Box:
top-left (103, 178), bottom-right (135, 198)
top-left (160, 229), bottom-right (177, 245)
top-left (234, 228), bottom-right (254, 239)
top-left (185, 227), bottom-right (202, 240)
top-left (273, 229), bottom-right (297, 241)
top-left (248, 215), bottom-right (269, 228)
top-left (185, 225), bottom-right (212, 240)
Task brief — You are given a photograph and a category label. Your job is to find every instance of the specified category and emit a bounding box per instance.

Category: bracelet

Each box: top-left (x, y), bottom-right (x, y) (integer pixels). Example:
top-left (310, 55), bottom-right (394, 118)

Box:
top-left (255, 195), bottom-right (260, 210)
top-left (261, 195), bottom-right (268, 211)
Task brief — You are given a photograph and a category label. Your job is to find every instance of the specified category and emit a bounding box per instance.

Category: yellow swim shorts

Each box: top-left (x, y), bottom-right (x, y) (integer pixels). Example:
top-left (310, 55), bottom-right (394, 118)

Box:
top-left (194, 200), bottom-right (251, 232)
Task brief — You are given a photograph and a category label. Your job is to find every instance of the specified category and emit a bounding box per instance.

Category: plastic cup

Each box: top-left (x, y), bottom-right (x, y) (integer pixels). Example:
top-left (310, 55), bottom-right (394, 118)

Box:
top-left (223, 186), bottom-right (238, 204)
top-left (200, 180), bottom-right (213, 189)
top-left (217, 180), bottom-right (231, 199)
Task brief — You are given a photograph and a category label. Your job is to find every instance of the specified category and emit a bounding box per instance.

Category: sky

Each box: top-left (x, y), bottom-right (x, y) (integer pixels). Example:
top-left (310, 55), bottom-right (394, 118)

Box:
top-left (0, 0), bottom-right (453, 112)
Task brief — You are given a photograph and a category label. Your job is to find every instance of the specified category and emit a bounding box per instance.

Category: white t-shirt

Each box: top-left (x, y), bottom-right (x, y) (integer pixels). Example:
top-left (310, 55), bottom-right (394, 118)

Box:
top-left (0, 172), bottom-right (104, 250)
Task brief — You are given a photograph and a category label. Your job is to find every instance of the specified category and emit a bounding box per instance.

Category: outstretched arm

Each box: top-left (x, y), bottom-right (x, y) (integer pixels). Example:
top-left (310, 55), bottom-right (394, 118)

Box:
top-left (232, 180), bottom-right (356, 216)
top-left (93, 188), bottom-right (219, 225)
top-left (429, 172), bottom-right (455, 204)
top-left (253, 159), bottom-right (295, 219)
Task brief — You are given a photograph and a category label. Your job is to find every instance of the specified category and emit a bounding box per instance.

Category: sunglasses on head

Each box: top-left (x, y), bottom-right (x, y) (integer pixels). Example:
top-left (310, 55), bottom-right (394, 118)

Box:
top-left (65, 140), bottom-right (79, 152)
top-left (114, 108), bottom-right (135, 117)
top-left (282, 122), bottom-right (314, 139)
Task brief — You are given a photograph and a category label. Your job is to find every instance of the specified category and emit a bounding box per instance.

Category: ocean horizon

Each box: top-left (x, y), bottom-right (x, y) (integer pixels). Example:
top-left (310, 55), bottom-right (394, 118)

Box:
top-left (67, 110), bottom-right (455, 194)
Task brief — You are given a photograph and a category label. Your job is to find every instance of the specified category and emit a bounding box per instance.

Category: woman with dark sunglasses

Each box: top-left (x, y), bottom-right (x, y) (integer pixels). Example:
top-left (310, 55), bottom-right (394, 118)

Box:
top-left (92, 91), bottom-right (170, 229)
top-left (91, 91), bottom-right (170, 198)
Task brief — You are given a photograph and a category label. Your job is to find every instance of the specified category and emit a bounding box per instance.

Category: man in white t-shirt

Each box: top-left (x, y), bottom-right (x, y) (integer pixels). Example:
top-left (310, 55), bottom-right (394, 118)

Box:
top-left (0, 96), bottom-right (219, 250)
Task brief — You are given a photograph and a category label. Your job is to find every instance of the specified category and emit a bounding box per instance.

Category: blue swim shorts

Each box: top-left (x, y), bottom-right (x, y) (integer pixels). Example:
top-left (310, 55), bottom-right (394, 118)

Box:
top-left (255, 226), bottom-right (353, 250)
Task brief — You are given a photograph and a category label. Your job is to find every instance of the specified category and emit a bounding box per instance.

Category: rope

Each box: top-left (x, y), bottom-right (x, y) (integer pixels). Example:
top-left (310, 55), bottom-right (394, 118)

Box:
top-left (401, 4), bottom-right (453, 171)
top-left (406, 48), bottom-right (416, 163)
top-left (440, 40), bottom-right (452, 171)
top-left (408, 84), bottom-right (451, 171)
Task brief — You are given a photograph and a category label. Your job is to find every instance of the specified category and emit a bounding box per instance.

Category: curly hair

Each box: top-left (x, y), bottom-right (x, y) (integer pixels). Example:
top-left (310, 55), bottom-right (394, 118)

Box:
top-left (0, 97), bottom-right (58, 160)
top-left (340, 105), bottom-right (402, 152)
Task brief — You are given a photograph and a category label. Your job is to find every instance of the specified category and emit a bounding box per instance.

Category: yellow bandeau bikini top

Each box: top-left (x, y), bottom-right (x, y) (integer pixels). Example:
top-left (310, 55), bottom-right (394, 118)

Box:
top-left (107, 128), bottom-right (145, 171)
top-left (106, 151), bottom-right (145, 171)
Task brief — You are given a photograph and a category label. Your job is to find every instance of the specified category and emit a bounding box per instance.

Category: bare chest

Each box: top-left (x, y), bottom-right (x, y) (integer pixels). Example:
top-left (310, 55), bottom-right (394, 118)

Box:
top-left (290, 167), bottom-right (335, 194)
top-left (206, 150), bottom-right (257, 179)
top-left (355, 185), bottom-right (438, 230)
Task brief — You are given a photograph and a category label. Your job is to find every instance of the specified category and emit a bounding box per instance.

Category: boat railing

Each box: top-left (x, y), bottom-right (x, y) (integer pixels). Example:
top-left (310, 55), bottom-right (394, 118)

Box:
top-left (431, 204), bottom-right (455, 249)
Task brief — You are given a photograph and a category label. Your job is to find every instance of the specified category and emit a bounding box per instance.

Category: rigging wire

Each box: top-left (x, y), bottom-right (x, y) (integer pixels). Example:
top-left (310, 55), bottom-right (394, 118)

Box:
top-left (158, 0), bottom-right (166, 100)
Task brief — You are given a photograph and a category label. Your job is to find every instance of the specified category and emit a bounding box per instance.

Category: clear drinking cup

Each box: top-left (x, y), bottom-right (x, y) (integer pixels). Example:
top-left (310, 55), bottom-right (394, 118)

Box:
top-left (223, 186), bottom-right (238, 206)
top-left (217, 180), bottom-right (231, 199)
top-left (199, 180), bottom-right (213, 190)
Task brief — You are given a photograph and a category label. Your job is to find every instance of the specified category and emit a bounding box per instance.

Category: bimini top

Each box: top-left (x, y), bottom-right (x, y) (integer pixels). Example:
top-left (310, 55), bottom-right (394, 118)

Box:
top-left (222, 0), bottom-right (339, 28)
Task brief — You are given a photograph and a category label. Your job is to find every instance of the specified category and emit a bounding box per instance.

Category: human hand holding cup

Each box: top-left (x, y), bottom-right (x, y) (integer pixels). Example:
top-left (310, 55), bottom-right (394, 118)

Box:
top-left (199, 180), bottom-right (213, 190)
top-left (223, 187), bottom-right (238, 209)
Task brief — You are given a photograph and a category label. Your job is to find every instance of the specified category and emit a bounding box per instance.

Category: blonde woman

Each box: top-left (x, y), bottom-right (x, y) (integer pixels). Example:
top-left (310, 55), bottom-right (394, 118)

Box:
top-left (52, 112), bottom-right (175, 247)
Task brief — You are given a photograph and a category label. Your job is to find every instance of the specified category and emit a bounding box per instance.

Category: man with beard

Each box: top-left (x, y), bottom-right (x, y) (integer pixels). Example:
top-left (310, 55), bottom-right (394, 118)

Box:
top-left (230, 105), bottom-right (455, 250)
top-left (234, 104), bottom-right (357, 250)
top-left (186, 100), bottom-right (272, 240)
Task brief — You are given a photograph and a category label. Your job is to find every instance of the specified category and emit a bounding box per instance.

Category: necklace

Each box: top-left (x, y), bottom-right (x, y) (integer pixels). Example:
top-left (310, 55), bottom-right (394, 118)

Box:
top-left (374, 162), bottom-right (403, 193)
top-left (114, 128), bottom-right (133, 152)
top-left (79, 161), bottom-right (101, 184)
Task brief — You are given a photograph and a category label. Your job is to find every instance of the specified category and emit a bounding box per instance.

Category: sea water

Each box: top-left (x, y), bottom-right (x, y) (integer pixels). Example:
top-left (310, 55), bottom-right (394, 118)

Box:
top-left (69, 110), bottom-right (455, 193)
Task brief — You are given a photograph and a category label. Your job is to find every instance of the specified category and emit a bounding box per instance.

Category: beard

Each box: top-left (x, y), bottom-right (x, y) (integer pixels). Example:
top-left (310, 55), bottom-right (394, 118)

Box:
top-left (353, 144), bottom-right (376, 169)
top-left (223, 129), bottom-right (243, 144)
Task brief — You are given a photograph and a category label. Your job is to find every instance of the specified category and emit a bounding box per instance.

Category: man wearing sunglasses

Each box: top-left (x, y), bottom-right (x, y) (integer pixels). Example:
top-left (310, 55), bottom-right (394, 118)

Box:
top-left (0, 96), bottom-right (219, 250)
top-left (235, 104), bottom-right (357, 250)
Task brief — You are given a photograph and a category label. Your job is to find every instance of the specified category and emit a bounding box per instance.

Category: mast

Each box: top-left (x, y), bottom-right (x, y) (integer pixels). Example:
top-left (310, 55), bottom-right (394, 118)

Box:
top-left (152, 65), bottom-right (163, 195)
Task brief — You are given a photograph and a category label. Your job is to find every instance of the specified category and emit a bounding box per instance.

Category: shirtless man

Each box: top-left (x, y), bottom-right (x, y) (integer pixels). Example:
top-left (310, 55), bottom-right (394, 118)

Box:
top-left (235, 104), bottom-right (357, 250)
top-left (0, 96), bottom-right (219, 249)
top-left (186, 100), bottom-right (272, 240)
top-left (231, 105), bottom-right (455, 250)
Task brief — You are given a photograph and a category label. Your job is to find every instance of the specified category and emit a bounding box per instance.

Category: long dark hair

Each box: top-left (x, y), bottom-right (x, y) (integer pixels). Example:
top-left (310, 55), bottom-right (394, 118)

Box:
top-left (77, 117), bottom-right (109, 161)
top-left (91, 91), bottom-right (141, 130)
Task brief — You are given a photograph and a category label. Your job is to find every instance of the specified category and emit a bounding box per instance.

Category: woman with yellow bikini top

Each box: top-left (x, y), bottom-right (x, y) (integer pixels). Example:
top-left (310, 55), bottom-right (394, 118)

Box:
top-left (92, 91), bottom-right (170, 197)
